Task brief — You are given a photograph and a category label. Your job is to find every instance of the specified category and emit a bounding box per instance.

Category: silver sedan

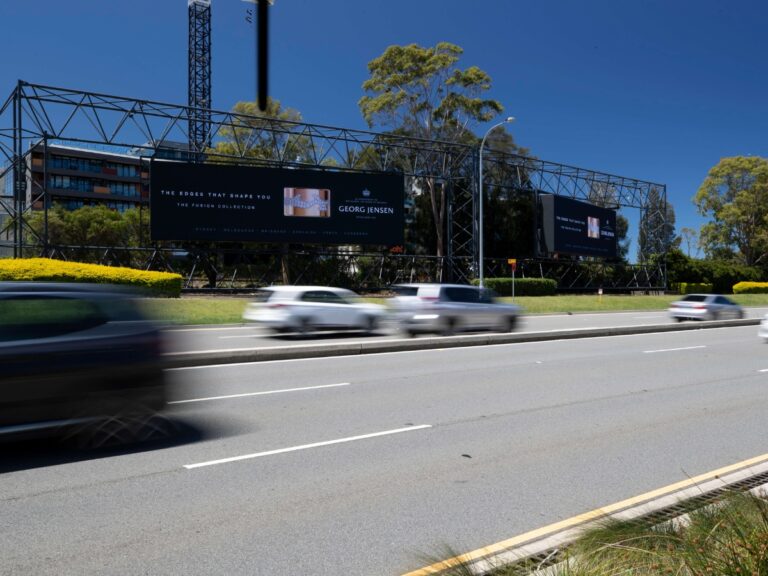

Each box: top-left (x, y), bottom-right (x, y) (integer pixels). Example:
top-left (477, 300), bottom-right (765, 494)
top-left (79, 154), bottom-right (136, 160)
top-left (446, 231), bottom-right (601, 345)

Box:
top-left (668, 293), bottom-right (744, 322)
top-left (390, 283), bottom-right (522, 336)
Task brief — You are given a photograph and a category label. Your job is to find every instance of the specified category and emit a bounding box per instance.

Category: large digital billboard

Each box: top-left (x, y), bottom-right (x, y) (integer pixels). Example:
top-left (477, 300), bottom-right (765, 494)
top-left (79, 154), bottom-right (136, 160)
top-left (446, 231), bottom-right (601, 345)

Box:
top-left (539, 194), bottom-right (617, 258)
top-left (150, 160), bottom-right (404, 245)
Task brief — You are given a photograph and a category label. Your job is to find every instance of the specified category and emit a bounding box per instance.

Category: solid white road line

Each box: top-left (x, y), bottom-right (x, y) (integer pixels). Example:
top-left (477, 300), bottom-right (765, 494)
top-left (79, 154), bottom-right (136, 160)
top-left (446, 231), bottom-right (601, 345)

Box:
top-left (759, 369), bottom-right (768, 373)
top-left (168, 326), bottom-right (254, 332)
top-left (184, 424), bottom-right (432, 469)
top-left (168, 382), bottom-right (351, 404)
top-left (643, 345), bottom-right (707, 354)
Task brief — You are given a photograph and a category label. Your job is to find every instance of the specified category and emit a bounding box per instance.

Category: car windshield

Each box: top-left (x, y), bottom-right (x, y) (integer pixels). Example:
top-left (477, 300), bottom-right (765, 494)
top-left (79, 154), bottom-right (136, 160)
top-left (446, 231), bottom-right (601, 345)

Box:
top-left (391, 286), bottom-right (419, 296)
top-left (252, 289), bottom-right (278, 303)
top-left (681, 295), bottom-right (707, 302)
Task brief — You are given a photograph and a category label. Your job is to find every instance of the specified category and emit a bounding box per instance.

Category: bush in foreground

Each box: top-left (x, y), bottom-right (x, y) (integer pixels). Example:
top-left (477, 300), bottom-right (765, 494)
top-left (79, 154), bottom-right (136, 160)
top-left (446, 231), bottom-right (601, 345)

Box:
top-left (0, 258), bottom-right (182, 297)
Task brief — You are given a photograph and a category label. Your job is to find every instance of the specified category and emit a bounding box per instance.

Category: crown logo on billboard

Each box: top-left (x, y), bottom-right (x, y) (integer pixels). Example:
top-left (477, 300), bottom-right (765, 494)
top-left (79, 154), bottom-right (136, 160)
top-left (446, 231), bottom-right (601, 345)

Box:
top-left (362, 189), bottom-right (371, 197)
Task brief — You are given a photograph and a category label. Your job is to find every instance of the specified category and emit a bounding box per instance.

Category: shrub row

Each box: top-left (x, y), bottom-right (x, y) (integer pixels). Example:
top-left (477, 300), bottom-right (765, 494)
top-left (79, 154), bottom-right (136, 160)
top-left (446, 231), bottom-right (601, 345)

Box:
top-left (671, 282), bottom-right (714, 294)
top-left (665, 250), bottom-right (763, 293)
top-left (0, 258), bottom-right (182, 297)
top-left (733, 281), bottom-right (768, 294)
top-left (472, 277), bottom-right (557, 296)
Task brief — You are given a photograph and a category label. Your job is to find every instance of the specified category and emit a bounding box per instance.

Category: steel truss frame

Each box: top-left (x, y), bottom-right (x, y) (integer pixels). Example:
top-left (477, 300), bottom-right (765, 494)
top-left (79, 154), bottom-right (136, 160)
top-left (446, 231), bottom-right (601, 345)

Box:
top-left (0, 81), bottom-right (667, 291)
top-left (188, 0), bottom-right (212, 158)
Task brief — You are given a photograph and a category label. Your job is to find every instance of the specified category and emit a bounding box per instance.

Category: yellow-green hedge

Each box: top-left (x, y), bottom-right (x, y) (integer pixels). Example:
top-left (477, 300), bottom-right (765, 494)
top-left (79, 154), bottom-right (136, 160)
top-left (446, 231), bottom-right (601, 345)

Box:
top-left (733, 281), bottom-right (768, 294)
top-left (672, 282), bottom-right (714, 294)
top-left (0, 258), bottom-right (182, 297)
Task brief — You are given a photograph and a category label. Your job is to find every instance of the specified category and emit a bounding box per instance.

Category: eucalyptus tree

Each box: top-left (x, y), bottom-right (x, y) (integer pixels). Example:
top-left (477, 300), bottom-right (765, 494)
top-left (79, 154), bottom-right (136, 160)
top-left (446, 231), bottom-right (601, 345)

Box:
top-left (695, 155), bottom-right (768, 266)
top-left (359, 42), bottom-right (512, 258)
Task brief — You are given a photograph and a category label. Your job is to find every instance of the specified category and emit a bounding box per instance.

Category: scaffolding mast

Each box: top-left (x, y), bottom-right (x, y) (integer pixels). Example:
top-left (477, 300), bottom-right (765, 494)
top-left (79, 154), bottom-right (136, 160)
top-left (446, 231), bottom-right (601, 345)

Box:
top-left (188, 0), bottom-right (212, 160)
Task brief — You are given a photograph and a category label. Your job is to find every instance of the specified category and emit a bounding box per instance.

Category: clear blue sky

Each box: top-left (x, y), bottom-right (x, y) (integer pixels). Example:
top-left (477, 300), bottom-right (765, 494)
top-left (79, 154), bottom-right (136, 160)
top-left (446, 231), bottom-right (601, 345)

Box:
top-left (2, 0), bottom-right (766, 260)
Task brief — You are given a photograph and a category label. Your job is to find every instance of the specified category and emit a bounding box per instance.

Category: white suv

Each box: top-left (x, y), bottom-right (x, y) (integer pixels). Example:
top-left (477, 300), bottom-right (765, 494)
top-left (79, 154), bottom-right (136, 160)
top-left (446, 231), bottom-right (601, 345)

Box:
top-left (389, 283), bottom-right (521, 336)
top-left (243, 285), bottom-right (387, 336)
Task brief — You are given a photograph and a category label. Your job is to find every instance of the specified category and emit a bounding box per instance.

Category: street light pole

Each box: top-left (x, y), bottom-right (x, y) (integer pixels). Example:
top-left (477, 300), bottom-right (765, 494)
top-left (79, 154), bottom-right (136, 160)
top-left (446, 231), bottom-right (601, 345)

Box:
top-left (478, 116), bottom-right (514, 288)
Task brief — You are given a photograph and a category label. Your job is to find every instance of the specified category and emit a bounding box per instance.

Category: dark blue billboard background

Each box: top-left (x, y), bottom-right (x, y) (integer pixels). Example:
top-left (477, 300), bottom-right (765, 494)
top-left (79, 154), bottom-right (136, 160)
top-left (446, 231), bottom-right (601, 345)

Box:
top-left (150, 160), bottom-right (404, 245)
top-left (539, 193), bottom-right (617, 258)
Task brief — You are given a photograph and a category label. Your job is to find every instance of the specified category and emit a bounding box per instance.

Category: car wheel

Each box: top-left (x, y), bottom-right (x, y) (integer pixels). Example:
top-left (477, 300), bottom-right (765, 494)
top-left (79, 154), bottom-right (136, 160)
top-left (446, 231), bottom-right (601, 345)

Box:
top-left (440, 318), bottom-right (457, 336)
top-left (675, 317), bottom-right (684, 323)
top-left (297, 317), bottom-right (313, 336)
top-left (737, 310), bottom-right (745, 319)
top-left (363, 316), bottom-right (378, 334)
top-left (502, 316), bottom-right (517, 332)
top-left (710, 311), bottom-right (720, 321)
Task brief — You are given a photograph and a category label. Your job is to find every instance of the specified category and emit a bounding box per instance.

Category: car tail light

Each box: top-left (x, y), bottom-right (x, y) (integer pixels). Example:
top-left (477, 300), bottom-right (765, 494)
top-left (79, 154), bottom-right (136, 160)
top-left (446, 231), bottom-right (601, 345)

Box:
top-left (268, 303), bottom-right (286, 309)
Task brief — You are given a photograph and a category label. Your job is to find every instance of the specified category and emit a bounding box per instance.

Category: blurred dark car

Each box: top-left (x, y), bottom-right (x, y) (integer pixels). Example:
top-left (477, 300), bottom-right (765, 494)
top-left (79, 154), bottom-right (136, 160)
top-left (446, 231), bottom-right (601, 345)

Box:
top-left (389, 283), bottom-right (522, 336)
top-left (0, 282), bottom-right (168, 443)
top-left (668, 293), bottom-right (744, 322)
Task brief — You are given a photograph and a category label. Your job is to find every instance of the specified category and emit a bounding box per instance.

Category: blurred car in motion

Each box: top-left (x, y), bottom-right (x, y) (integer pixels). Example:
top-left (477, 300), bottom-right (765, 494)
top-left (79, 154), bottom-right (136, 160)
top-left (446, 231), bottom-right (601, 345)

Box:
top-left (0, 282), bottom-right (168, 443)
top-left (242, 285), bottom-right (387, 335)
top-left (759, 314), bottom-right (768, 342)
top-left (668, 293), bottom-right (744, 322)
top-left (389, 283), bottom-right (521, 336)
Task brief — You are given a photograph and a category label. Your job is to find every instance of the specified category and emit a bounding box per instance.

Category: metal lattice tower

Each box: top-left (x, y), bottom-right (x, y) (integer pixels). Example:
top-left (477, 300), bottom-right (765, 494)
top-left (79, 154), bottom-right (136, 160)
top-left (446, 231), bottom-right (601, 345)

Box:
top-left (188, 0), bottom-right (212, 159)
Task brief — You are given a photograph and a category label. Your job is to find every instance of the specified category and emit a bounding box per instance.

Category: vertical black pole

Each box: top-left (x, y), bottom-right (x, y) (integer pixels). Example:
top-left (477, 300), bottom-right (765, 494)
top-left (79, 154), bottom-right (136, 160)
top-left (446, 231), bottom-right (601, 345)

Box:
top-left (257, 0), bottom-right (268, 111)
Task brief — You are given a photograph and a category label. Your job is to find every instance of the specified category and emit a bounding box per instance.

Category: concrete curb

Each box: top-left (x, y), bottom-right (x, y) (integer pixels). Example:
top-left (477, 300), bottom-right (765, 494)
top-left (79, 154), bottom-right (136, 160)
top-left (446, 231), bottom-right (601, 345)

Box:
top-left (164, 318), bottom-right (760, 368)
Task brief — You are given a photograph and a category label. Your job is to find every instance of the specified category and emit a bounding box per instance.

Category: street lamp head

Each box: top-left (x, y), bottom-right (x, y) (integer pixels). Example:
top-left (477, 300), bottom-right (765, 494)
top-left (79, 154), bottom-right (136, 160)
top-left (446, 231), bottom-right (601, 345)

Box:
top-left (505, 116), bottom-right (515, 123)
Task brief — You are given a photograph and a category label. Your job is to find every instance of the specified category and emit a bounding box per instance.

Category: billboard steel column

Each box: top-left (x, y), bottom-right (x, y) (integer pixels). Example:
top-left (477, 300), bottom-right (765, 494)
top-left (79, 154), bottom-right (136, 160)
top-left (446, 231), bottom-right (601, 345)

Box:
top-left (13, 81), bottom-right (23, 258)
top-left (188, 0), bottom-right (212, 161)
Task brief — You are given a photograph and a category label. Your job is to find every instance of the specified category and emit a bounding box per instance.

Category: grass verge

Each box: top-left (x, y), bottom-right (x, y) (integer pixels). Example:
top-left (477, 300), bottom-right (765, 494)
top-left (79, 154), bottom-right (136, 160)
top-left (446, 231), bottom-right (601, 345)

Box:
top-left (429, 491), bottom-right (768, 576)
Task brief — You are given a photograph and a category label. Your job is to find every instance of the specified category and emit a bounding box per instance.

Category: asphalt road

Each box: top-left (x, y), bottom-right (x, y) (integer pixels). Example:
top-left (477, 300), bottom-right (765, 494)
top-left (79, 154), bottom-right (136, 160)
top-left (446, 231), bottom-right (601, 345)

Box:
top-left (164, 306), bottom-right (768, 353)
top-left (3, 324), bottom-right (768, 575)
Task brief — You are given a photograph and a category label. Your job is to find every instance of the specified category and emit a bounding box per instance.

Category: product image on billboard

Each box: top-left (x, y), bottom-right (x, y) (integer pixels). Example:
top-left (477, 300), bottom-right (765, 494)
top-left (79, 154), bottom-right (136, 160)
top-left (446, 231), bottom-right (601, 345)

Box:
top-left (150, 160), bottom-right (404, 245)
top-left (539, 194), bottom-right (617, 258)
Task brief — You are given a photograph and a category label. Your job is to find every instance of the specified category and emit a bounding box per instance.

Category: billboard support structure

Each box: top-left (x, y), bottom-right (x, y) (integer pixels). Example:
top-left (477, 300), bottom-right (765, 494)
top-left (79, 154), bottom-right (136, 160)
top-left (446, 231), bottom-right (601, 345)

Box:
top-left (0, 81), bottom-right (667, 291)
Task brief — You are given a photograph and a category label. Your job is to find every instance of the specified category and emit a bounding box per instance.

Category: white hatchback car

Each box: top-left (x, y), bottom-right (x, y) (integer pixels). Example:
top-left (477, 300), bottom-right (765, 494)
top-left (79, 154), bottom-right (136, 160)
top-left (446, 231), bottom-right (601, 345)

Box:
top-left (759, 314), bottom-right (768, 342)
top-left (243, 285), bottom-right (387, 335)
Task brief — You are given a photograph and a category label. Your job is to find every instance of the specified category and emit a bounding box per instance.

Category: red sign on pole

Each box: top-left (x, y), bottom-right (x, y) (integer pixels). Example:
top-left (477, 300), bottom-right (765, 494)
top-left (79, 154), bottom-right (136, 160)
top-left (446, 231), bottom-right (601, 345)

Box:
top-left (507, 258), bottom-right (517, 272)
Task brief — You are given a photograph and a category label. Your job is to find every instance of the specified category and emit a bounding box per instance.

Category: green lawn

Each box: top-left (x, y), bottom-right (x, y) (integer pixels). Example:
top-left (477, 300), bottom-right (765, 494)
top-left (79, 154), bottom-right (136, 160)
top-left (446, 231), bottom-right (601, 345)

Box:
top-left (139, 293), bottom-right (768, 325)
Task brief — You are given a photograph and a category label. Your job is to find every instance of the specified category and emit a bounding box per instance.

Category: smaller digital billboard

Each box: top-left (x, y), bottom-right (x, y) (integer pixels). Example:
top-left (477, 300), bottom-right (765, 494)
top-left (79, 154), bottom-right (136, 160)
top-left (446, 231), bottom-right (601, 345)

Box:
top-left (150, 161), bottom-right (404, 245)
top-left (539, 194), bottom-right (617, 258)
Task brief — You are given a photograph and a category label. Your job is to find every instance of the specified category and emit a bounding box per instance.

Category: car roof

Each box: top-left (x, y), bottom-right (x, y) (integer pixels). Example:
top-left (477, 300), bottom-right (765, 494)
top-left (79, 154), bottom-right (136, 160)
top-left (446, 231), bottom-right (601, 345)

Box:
top-left (263, 285), bottom-right (353, 291)
top-left (391, 283), bottom-right (481, 289)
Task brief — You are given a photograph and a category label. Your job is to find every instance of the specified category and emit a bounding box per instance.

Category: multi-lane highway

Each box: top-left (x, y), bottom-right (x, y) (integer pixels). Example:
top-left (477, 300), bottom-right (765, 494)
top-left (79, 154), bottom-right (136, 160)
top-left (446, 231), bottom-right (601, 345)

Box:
top-left (3, 320), bottom-right (768, 575)
top-left (165, 307), bottom-right (768, 353)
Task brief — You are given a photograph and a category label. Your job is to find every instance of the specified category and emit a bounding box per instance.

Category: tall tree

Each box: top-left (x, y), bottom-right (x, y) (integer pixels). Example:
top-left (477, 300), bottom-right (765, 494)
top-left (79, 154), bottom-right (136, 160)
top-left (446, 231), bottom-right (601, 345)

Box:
top-left (679, 226), bottom-right (699, 258)
top-left (694, 156), bottom-right (768, 266)
top-left (637, 186), bottom-right (676, 262)
top-left (359, 42), bottom-right (510, 258)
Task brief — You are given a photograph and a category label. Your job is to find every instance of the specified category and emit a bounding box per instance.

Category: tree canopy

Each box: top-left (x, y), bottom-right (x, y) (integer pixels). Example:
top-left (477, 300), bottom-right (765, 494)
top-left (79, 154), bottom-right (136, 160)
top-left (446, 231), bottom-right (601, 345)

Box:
top-left (694, 156), bottom-right (768, 266)
top-left (210, 98), bottom-right (306, 161)
top-left (359, 42), bottom-right (520, 259)
top-left (359, 42), bottom-right (503, 143)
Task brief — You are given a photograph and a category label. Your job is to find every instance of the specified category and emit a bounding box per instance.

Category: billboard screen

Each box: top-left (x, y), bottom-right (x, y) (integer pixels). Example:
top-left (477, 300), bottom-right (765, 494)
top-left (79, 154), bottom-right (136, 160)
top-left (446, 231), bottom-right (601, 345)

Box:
top-left (539, 194), bottom-right (617, 258)
top-left (150, 160), bottom-right (404, 245)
